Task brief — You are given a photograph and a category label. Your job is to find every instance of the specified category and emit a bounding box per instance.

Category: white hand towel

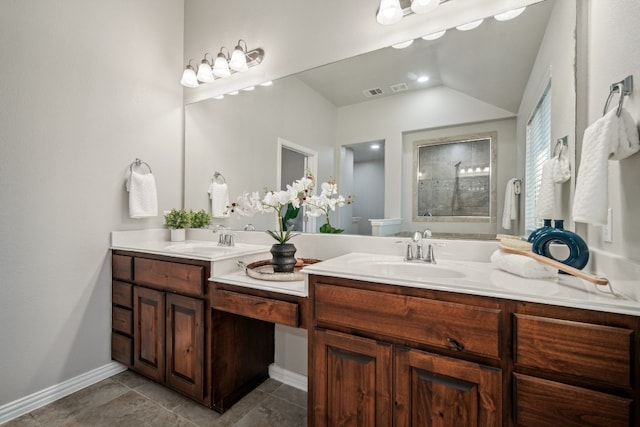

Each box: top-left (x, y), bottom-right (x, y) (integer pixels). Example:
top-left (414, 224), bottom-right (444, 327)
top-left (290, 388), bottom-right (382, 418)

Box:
top-left (208, 182), bottom-right (229, 218)
top-left (535, 158), bottom-right (555, 220)
top-left (573, 108), bottom-right (640, 225)
top-left (490, 250), bottom-right (557, 279)
top-left (127, 171), bottom-right (158, 218)
top-left (501, 178), bottom-right (518, 230)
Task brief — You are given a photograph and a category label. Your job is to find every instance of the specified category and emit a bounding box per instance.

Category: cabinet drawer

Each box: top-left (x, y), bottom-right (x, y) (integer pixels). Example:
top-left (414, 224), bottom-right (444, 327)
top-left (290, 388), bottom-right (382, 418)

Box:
top-left (111, 332), bottom-right (132, 366)
top-left (513, 374), bottom-right (631, 427)
top-left (212, 289), bottom-right (299, 327)
top-left (514, 314), bottom-right (632, 387)
top-left (134, 258), bottom-right (204, 296)
top-left (112, 306), bottom-right (133, 335)
top-left (112, 281), bottom-right (133, 308)
top-left (315, 283), bottom-right (501, 359)
top-left (112, 254), bottom-right (133, 281)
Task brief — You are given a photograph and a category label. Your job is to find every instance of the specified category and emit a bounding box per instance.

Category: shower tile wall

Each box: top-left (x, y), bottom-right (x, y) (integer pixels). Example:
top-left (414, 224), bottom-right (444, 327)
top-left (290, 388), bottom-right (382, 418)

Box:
top-left (417, 139), bottom-right (490, 217)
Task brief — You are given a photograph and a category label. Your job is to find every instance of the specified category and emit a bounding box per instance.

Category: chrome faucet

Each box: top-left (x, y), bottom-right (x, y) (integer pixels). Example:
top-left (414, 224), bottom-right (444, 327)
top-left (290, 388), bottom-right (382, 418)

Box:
top-left (213, 225), bottom-right (235, 247)
top-left (404, 228), bottom-right (438, 263)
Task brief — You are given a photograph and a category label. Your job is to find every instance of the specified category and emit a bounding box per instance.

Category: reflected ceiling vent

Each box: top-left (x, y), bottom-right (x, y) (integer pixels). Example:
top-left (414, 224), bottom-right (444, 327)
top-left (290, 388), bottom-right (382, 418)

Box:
top-left (363, 87), bottom-right (385, 98)
top-left (389, 83), bottom-right (409, 93)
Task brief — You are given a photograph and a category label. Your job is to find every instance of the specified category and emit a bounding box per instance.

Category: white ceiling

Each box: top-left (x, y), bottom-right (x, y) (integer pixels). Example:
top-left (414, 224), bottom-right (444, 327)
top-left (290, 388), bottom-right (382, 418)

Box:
top-left (295, 0), bottom-right (554, 113)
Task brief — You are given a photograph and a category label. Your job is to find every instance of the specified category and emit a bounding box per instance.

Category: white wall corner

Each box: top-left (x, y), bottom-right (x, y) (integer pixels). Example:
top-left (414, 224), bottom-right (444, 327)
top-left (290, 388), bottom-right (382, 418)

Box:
top-left (268, 364), bottom-right (308, 392)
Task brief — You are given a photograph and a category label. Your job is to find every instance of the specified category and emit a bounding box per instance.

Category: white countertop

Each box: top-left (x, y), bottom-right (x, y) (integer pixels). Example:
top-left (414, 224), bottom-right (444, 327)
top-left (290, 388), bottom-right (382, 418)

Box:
top-left (302, 252), bottom-right (640, 316)
top-left (111, 230), bottom-right (640, 315)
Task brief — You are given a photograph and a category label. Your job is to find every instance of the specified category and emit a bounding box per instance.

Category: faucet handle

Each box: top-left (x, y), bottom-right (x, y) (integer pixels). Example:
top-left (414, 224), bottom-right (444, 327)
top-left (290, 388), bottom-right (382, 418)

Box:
top-left (415, 244), bottom-right (424, 260)
top-left (405, 243), bottom-right (414, 261)
top-left (423, 228), bottom-right (432, 239)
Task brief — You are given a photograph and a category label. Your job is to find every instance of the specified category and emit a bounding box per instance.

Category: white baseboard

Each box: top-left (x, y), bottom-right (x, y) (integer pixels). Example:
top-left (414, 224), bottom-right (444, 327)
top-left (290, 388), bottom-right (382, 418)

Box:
top-left (0, 361), bottom-right (127, 425)
top-left (268, 364), bottom-right (308, 392)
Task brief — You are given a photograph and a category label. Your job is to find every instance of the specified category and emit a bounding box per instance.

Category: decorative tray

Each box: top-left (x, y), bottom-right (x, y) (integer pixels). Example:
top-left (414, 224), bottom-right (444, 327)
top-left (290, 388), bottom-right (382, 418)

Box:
top-left (236, 258), bottom-right (321, 282)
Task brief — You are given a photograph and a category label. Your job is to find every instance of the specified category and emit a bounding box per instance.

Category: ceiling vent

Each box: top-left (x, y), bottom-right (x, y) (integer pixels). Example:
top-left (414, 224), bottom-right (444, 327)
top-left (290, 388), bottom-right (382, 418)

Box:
top-left (363, 87), bottom-right (384, 98)
top-left (389, 83), bottom-right (409, 93)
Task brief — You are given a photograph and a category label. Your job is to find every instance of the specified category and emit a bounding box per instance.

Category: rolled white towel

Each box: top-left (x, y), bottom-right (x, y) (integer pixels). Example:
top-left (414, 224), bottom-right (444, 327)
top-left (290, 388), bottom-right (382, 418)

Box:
top-left (490, 250), bottom-right (557, 279)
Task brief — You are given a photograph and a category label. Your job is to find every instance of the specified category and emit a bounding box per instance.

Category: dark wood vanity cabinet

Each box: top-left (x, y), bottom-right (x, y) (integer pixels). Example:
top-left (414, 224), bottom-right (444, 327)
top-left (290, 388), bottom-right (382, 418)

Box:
top-left (308, 274), bottom-right (639, 427)
top-left (111, 250), bottom-right (274, 412)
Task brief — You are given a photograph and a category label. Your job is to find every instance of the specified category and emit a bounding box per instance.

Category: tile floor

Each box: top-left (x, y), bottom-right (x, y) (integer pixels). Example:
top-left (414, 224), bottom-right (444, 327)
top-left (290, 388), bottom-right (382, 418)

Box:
top-left (3, 370), bottom-right (307, 426)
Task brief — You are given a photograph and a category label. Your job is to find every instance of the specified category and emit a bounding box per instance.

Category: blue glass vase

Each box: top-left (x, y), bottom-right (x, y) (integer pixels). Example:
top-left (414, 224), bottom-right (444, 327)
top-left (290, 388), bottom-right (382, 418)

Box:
top-left (527, 219), bottom-right (553, 243)
top-left (531, 220), bottom-right (589, 270)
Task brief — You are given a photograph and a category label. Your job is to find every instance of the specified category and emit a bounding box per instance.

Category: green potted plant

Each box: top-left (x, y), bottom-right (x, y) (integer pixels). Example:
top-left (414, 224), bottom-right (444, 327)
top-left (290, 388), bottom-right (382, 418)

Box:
top-left (164, 208), bottom-right (190, 241)
top-left (190, 209), bottom-right (212, 229)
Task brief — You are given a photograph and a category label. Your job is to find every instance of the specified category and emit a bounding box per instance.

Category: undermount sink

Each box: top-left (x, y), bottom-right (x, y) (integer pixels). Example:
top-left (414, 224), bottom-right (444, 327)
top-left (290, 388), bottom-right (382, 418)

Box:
top-left (346, 256), bottom-right (466, 279)
top-left (163, 241), bottom-right (268, 258)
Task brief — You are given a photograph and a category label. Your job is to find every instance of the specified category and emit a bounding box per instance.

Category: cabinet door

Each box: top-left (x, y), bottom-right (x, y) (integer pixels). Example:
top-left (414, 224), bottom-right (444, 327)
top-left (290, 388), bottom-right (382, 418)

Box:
top-left (165, 293), bottom-right (205, 401)
top-left (394, 347), bottom-right (502, 427)
top-left (312, 329), bottom-right (392, 427)
top-left (133, 286), bottom-right (165, 382)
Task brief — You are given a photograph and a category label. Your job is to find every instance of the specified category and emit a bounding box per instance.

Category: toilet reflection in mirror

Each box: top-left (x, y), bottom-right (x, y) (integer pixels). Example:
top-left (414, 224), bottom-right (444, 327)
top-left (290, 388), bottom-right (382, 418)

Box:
top-left (413, 132), bottom-right (496, 222)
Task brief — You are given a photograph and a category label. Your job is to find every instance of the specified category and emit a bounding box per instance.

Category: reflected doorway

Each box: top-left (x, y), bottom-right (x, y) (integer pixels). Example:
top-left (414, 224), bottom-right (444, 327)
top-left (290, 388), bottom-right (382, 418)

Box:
top-left (343, 140), bottom-right (385, 235)
top-left (277, 138), bottom-right (317, 232)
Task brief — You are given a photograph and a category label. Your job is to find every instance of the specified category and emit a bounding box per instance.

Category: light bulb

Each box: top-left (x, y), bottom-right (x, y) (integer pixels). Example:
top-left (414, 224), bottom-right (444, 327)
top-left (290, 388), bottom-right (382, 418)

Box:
top-left (411, 0), bottom-right (439, 15)
top-left (229, 45), bottom-right (248, 72)
top-left (456, 19), bottom-right (483, 31)
top-left (494, 7), bottom-right (526, 21)
top-left (417, 75), bottom-right (429, 83)
top-left (180, 65), bottom-right (199, 88)
top-left (422, 30), bottom-right (446, 41)
top-left (392, 40), bottom-right (414, 49)
top-left (376, 0), bottom-right (402, 25)
top-left (213, 52), bottom-right (231, 78)
top-left (196, 61), bottom-right (214, 83)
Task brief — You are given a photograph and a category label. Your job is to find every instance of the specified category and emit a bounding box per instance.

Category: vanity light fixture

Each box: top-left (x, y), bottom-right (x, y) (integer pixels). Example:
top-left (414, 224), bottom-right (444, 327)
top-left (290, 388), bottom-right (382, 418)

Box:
top-left (180, 60), bottom-right (199, 88)
top-left (494, 6), bottom-right (526, 21)
top-left (410, 0), bottom-right (439, 14)
top-left (196, 53), bottom-right (215, 83)
top-left (392, 40), bottom-right (414, 49)
top-left (456, 19), bottom-right (483, 31)
top-left (422, 29), bottom-right (446, 40)
top-left (181, 41), bottom-right (264, 88)
top-left (213, 48), bottom-right (232, 78)
top-left (376, 0), bottom-right (451, 25)
top-left (229, 40), bottom-right (249, 72)
top-left (376, 0), bottom-right (403, 25)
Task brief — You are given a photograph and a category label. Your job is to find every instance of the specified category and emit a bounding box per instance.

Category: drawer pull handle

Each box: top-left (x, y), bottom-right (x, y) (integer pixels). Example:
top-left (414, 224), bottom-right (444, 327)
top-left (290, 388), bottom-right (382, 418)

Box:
top-left (446, 338), bottom-right (464, 351)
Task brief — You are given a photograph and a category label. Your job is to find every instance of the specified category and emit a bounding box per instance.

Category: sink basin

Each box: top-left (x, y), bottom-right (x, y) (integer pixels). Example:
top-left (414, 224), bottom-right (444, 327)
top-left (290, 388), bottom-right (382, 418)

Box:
top-left (346, 257), bottom-right (466, 280)
top-left (163, 241), bottom-right (268, 259)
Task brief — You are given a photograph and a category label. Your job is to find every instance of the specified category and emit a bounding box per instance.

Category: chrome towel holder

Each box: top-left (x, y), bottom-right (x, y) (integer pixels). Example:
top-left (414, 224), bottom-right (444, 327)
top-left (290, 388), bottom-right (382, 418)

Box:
top-left (603, 75), bottom-right (633, 117)
top-left (129, 158), bottom-right (152, 173)
top-left (212, 171), bottom-right (226, 183)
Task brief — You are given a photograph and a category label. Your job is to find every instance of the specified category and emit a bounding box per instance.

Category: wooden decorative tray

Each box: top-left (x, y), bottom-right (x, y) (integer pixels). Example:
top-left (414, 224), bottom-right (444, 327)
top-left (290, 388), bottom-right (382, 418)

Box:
top-left (236, 258), bottom-right (321, 282)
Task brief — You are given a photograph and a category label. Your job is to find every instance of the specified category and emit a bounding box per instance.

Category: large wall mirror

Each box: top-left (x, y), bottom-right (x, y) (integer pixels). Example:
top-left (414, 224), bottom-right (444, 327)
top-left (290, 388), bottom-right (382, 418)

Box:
top-left (184, 0), bottom-right (576, 238)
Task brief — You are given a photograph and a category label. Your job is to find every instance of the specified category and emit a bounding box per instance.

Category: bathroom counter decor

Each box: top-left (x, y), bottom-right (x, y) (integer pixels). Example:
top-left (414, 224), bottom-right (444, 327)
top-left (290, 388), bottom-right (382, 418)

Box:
top-left (237, 258), bottom-right (321, 281)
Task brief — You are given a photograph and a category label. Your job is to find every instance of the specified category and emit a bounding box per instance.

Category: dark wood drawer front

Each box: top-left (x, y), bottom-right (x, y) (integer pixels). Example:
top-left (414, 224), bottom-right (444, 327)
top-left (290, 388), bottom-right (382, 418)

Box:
top-left (514, 314), bottom-right (632, 387)
top-left (112, 254), bottom-right (133, 281)
top-left (134, 258), bottom-right (204, 296)
top-left (112, 281), bottom-right (133, 308)
top-left (111, 333), bottom-right (132, 366)
top-left (112, 306), bottom-right (133, 335)
top-left (212, 289), bottom-right (299, 327)
top-left (315, 284), bottom-right (501, 359)
top-left (513, 374), bottom-right (631, 427)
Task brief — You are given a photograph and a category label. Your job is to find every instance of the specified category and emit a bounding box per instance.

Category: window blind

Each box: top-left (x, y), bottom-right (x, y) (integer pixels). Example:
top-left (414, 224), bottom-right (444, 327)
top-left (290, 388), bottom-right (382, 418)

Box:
top-left (524, 81), bottom-right (551, 236)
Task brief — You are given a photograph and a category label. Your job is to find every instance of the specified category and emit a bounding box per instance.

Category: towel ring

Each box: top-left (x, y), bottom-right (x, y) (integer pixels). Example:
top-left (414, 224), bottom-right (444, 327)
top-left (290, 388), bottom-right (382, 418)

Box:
top-left (603, 75), bottom-right (633, 117)
top-left (553, 136), bottom-right (568, 157)
top-left (213, 171), bottom-right (226, 183)
top-left (130, 158), bottom-right (152, 173)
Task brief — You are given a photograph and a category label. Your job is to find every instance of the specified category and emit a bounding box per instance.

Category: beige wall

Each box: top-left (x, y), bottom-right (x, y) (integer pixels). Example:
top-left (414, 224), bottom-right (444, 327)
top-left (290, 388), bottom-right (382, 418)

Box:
top-left (0, 0), bottom-right (184, 406)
